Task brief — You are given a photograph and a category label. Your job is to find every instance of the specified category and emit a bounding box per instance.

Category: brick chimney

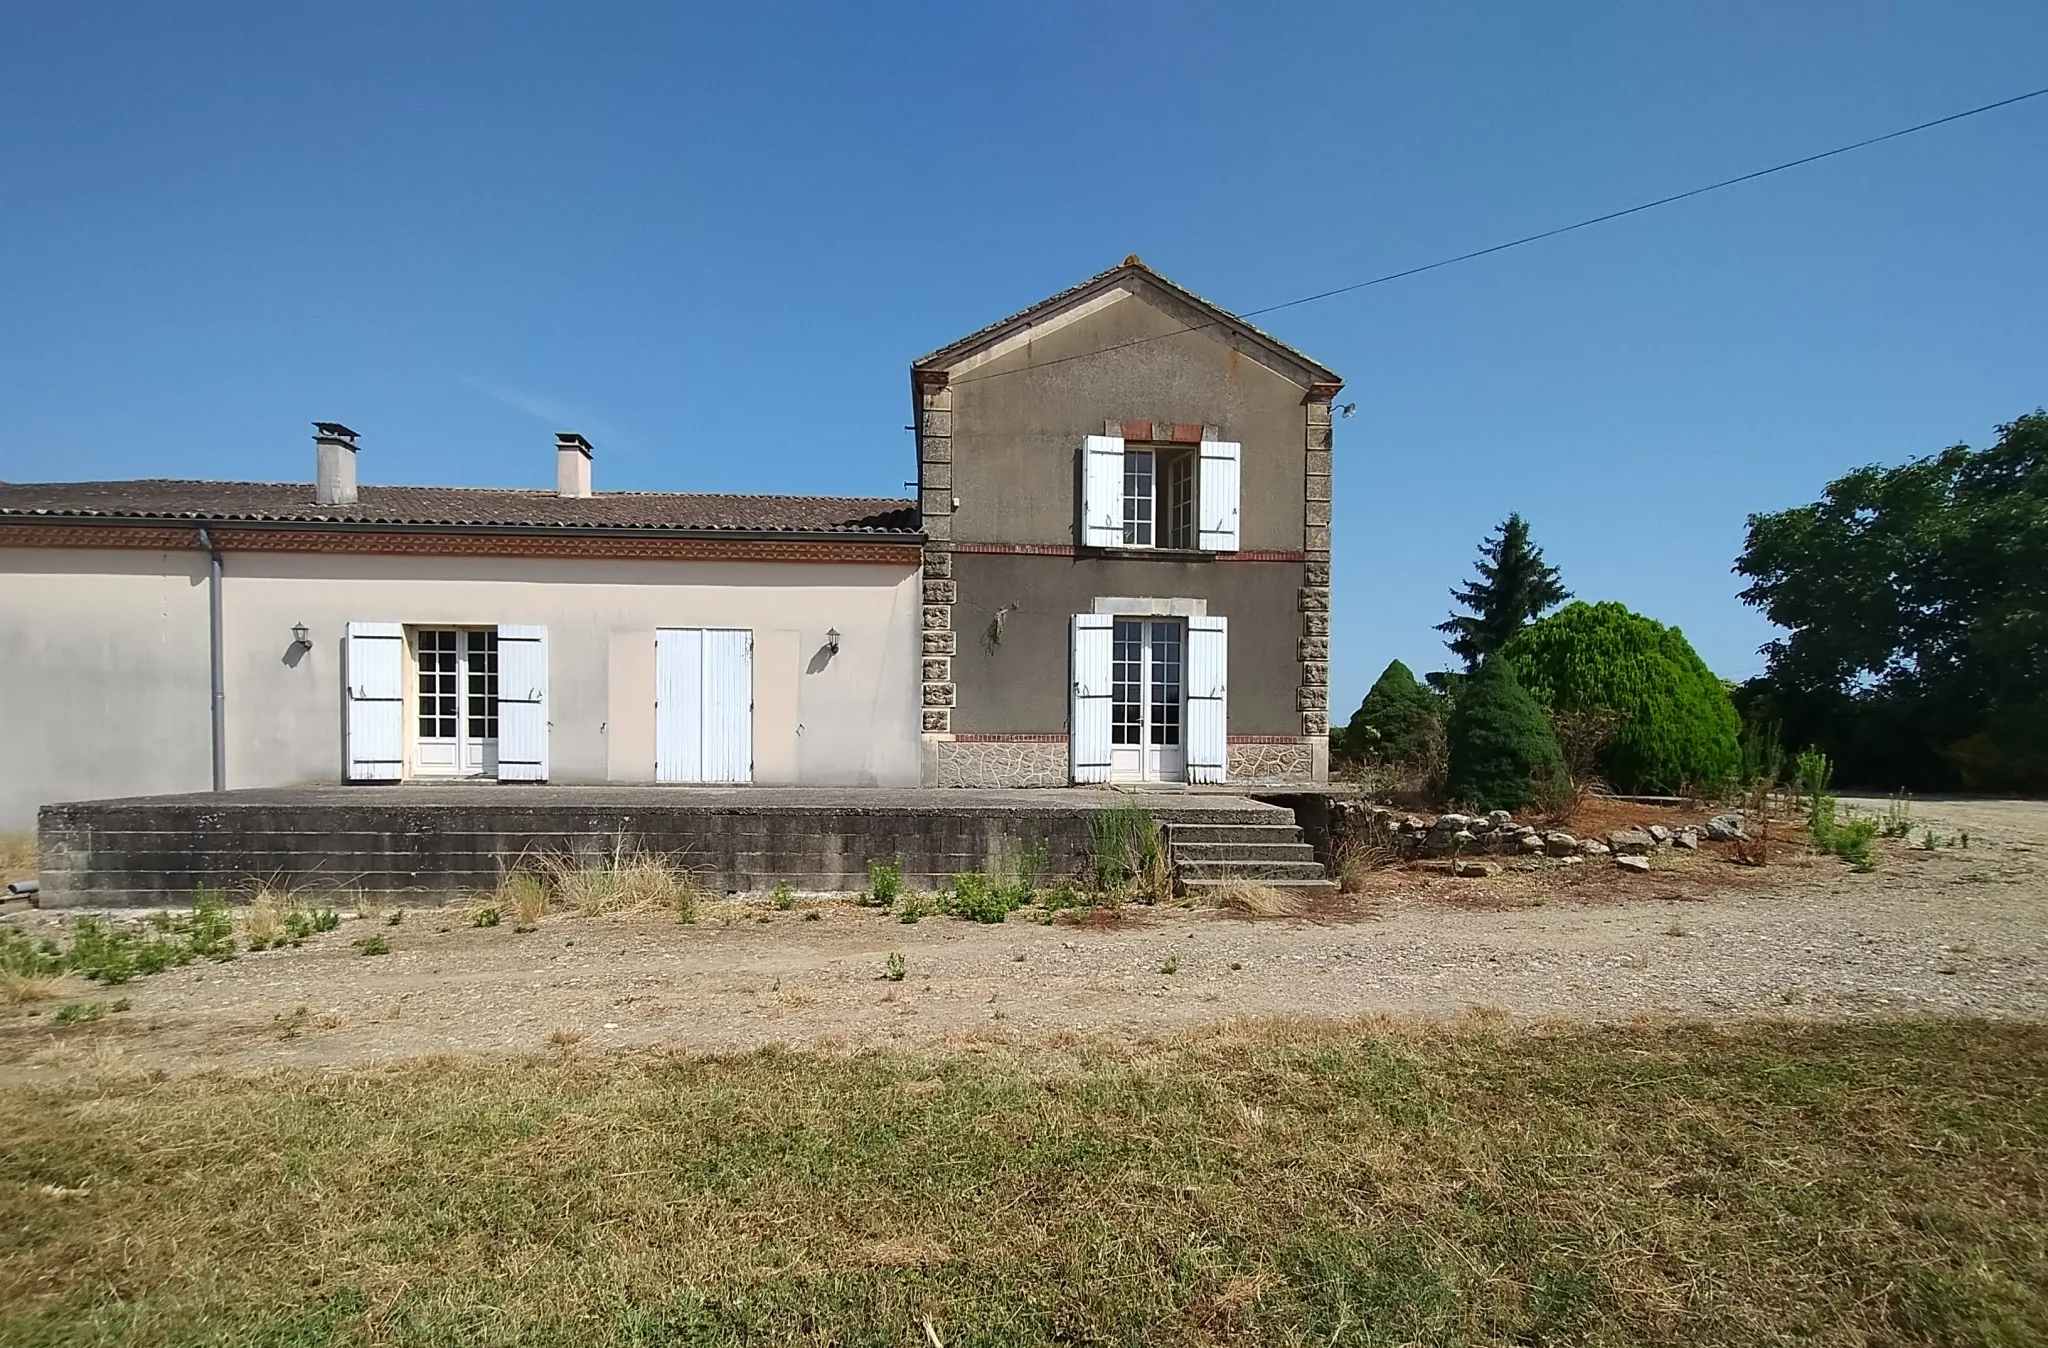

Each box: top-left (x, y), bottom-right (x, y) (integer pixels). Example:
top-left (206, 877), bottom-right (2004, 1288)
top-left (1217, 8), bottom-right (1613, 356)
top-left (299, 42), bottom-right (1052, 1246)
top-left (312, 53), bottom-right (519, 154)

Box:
top-left (556, 432), bottom-right (593, 499)
top-left (314, 422), bottom-right (359, 505)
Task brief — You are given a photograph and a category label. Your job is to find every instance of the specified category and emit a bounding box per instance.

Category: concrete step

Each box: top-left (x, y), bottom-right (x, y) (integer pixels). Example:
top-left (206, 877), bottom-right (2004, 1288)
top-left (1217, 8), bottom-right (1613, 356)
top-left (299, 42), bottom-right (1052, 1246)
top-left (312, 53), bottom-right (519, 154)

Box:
top-left (1171, 841), bottom-right (1322, 863)
top-left (1180, 874), bottom-right (1339, 893)
top-left (1175, 857), bottom-right (1333, 884)
top-left (1162, 823), bottom-right (1306, 846)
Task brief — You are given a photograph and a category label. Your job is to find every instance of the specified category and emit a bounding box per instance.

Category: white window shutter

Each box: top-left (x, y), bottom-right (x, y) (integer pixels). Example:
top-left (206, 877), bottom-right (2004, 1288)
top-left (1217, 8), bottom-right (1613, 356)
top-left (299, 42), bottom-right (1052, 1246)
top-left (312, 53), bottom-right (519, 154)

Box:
top-left (1186, 615), bottom-right (1228, 783)
top-left (1198, 440), bottom-right (1241, 552)
top-left (1080, 435), bottom-right (1125, 548)
top-left (343, 621), bottom-right (405, 782)
top-left (655, 628), bottom-right (704, 783)
top-left (702, 629), bottom-right (754, 784)
top-left (1069, 613), bottom-right (1114, 783)
top-left (496, 624), bottom-right (549, 782)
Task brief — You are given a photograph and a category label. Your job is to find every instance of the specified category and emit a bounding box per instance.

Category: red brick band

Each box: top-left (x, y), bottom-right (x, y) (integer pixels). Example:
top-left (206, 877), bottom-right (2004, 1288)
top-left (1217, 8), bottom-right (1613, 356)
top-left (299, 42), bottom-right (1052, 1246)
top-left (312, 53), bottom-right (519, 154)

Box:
top-left (0, 523), bottom-right (921, 566)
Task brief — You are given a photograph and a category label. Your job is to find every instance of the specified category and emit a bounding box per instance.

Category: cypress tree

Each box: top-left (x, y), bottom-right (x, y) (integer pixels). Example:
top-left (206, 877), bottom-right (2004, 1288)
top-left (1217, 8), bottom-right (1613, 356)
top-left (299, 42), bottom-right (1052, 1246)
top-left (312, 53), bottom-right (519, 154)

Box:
top-left (1500, 601), bottom-right (1741, 793)
top-left (1342, 659), bottom-right (1439, 763)
top-left (1445, 659), bottom-right (1565, 812)
top-left (1438, 514), bottom-right (1571, 670)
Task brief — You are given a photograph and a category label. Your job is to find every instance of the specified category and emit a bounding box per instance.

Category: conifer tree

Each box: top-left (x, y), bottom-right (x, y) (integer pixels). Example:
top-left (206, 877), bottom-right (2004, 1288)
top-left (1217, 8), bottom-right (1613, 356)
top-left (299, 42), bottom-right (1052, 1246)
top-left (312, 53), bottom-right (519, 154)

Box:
top-left (1445, 658), bottom-right (1566, 812)
top-left (1438, 514), bottom-right (1570, 671)
top-left (1342, 659), bottom-right (1439, 764)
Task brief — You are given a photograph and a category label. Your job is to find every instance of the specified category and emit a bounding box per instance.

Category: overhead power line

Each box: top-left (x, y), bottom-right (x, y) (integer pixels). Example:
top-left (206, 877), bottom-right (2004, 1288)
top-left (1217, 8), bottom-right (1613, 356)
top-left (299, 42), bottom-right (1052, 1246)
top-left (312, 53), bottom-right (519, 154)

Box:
top-left (949, 84), bottom-right (2048, 387)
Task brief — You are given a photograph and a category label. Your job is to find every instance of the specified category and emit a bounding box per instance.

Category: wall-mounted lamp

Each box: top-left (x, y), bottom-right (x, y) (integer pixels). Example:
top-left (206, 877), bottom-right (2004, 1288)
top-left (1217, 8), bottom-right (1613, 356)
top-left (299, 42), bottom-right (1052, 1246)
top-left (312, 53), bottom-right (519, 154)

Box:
top-left (291, 622), bottom-right (312, 652)
top-left (825, 628), bottom-right (841, 655)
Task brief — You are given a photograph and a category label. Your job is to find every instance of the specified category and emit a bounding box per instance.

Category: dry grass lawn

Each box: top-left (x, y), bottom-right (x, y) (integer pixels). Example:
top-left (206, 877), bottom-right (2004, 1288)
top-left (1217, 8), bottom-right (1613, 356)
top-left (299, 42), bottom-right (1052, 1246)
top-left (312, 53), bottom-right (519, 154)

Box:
top-left (1, 1017), bottom-right (2044, 1345)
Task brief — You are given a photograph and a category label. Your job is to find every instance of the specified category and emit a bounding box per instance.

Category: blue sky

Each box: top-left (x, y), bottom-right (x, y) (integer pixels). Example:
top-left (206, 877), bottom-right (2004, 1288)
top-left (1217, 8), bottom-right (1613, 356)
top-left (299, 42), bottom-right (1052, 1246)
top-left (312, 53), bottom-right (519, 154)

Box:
top-left (2, 3), bottom-right (2043, 715)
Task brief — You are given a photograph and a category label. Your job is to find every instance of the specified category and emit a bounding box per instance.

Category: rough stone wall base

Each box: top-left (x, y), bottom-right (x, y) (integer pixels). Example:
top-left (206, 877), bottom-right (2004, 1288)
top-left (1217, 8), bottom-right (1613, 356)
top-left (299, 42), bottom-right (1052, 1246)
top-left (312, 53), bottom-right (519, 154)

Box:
top-left (928, 739), bottom-right (1070, 788)
top-left (1227, 742), bottom-right (1318, 784)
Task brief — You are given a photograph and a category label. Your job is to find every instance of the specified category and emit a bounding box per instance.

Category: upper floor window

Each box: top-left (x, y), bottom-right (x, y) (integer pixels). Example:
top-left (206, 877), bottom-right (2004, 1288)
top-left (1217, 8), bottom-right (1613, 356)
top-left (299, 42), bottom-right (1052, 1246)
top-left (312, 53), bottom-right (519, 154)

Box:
top-left (1084, 434), bottom-right (1239, 552)
top-left (1121, 448), bottom-right (1197, 549)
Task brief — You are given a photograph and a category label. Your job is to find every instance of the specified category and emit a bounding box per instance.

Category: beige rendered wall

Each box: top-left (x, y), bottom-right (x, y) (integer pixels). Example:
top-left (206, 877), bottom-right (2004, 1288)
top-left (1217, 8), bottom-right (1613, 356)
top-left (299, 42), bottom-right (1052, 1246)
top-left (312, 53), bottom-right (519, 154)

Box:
top-left (0, 547), bottom-right (923, 827)
top-left (0, 548), bottom-right (215, 828)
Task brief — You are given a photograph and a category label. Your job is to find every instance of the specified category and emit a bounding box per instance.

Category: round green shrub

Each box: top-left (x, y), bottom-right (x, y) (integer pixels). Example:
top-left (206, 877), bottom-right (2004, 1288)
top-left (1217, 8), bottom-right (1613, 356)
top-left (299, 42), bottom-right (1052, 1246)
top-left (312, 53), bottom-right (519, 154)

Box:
top-left (1499, 601), bottom-right (1740, 793)
top-left (1445, 659), bottom-right (1565, 812)
top-left (1342, 659), bottom-right (1439, 763)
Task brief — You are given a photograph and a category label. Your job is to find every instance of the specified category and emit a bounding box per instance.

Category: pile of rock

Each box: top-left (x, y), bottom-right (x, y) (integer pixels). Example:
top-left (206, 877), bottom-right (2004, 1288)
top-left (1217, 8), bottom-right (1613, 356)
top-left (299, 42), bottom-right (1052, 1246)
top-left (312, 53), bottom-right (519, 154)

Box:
top-left (1338, 802), bottom-right (1739, 876)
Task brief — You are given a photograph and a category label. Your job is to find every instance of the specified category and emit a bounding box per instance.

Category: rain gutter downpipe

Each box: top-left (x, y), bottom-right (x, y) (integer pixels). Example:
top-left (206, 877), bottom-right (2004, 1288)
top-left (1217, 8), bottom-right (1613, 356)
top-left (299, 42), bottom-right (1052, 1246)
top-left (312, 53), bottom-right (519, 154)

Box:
top-left (196, 527), bottom-right (226, 792)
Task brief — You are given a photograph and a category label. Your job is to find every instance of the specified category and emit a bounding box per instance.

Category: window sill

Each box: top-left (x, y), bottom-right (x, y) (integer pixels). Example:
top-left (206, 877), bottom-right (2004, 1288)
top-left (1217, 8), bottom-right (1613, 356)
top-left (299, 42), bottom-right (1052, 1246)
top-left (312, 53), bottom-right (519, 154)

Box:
top-left (1082, 546), bottom-right (1224, 562)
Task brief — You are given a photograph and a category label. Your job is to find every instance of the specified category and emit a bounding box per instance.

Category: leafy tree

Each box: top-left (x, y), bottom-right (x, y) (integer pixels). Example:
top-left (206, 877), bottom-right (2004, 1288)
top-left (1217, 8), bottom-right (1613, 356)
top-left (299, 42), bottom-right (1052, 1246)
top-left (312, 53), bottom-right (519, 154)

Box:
top-left (1500, 601), bottom-right (1741, 793)
top-left (1445, 659), bottom-right (1565, 812)
top-left (1438, 514), bottom-right (1571, 670)
top-left (1735, 411), bottom-right (2048, 789)
top-left (1340, 659), bottom-right (1439, 764)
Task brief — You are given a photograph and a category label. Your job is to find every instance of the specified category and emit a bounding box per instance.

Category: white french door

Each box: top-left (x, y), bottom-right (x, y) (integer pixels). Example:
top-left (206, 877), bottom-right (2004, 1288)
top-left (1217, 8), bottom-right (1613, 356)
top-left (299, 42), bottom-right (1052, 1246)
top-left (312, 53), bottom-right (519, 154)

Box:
top-left (414, 629), bottom-right (499, 777)
top-left (1109, 618), bottom-right (1185, 783)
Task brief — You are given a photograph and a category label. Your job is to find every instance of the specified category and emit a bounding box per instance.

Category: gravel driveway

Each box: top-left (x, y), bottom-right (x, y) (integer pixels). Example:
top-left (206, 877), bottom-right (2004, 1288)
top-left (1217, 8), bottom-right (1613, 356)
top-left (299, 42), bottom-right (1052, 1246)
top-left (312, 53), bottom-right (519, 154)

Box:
top-left (4, 796), bottom-right (2043, 1080)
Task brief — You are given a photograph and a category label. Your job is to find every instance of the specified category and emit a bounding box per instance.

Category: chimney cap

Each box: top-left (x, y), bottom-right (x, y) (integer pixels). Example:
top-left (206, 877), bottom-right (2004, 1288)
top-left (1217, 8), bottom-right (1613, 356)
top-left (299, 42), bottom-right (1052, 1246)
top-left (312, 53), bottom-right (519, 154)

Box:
top-left (313, 421), bottom-right (359, 443)
top-left (555, 431), bottom-right (593, 457)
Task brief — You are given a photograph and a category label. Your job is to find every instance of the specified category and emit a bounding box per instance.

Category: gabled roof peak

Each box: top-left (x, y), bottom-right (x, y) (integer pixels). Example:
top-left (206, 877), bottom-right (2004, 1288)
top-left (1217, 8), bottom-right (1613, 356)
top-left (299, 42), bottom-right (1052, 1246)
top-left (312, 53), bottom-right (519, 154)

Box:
top-left (913, 258), bottom-right (1342, 390)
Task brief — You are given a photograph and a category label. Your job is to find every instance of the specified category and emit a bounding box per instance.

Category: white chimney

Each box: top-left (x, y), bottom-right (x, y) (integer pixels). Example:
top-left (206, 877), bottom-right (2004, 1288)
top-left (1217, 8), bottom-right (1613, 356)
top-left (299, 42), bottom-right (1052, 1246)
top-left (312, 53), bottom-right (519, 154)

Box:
top-left (556, 432), bottom-right (593, 499)
top-left (314, 422), bottom-right (359, 505)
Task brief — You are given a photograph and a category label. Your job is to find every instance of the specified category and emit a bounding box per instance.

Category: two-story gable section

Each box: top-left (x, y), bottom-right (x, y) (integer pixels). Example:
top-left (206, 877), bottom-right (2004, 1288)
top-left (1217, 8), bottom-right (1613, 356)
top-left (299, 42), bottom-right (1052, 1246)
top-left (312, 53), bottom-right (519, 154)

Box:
top-left (911, 258), bottom-right (1343, 788)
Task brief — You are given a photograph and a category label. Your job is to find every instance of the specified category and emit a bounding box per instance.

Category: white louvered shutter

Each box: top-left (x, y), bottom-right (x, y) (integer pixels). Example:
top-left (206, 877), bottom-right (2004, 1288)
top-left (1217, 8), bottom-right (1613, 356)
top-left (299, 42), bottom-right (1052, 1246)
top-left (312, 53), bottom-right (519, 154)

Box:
top-left (1080, 435), bottom-right (1125, 548)
top-left (655, 628), bottom-right (704, 783)
top-left (1197, 440), bottom-right (1241, 552)
top-left (702, 628), bottom-right (754, 784)
top-left (1186, 615), bottom-right (1228, 784)
top-left (343, 621), bottom-right (405, 782)
top-left (496, 624), bottom-right (549, 781)
top-left (1069, 613), bottom-right (1114, 783)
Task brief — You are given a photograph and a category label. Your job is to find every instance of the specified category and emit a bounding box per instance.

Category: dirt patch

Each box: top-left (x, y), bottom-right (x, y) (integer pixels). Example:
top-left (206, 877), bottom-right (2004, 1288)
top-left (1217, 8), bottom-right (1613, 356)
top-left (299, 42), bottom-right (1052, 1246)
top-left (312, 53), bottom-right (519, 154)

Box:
top-left (4, 799), bottom-right (2045, 1084)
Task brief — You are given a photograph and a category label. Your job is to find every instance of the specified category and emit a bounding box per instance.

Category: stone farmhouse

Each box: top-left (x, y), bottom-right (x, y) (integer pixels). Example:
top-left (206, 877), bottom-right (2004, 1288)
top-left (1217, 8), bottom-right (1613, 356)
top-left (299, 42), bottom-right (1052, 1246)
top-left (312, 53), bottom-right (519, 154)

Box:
top-left (0, 259), bottom-right (1342, 830)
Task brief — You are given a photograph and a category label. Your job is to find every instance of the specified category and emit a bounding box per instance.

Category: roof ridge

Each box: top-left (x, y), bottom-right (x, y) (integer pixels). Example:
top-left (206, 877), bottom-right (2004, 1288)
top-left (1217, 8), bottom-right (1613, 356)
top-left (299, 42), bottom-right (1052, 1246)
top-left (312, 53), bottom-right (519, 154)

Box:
top-left (911, 257), bottom-right (1341, 384)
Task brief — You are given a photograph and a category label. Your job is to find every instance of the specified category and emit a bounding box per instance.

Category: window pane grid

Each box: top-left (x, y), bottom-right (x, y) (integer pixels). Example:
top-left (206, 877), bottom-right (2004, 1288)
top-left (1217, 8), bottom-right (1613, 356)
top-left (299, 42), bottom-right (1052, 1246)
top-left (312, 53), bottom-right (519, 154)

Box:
top-left (1122, 452), bottom-right (1154, 547)
top-left (465, 630), bottom-right (500, 741)
top-left (1150, 623), bottom-right (1182, 746)
top-left (1162, 451), bottom-right (1196, 550)
top-left (417, 630), bottom-right (458, 738)
top-left (1112, 619), bottom-right (1143, 745)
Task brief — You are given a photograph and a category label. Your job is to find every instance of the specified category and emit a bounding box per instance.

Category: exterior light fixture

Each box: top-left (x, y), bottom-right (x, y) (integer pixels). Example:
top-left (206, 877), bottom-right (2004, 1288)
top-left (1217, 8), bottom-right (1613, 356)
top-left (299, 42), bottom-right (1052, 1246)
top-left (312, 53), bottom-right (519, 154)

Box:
top-left (291, 622), bottom-right (312, 651)
top-left (825, 628), bottom-right (841, 655)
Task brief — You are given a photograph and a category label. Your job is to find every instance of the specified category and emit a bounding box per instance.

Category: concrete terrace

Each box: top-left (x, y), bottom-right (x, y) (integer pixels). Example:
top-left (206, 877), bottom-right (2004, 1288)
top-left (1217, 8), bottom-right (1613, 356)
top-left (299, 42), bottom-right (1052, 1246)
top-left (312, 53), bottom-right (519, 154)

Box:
top-left (35, 786), bottom-right (1317, 906)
